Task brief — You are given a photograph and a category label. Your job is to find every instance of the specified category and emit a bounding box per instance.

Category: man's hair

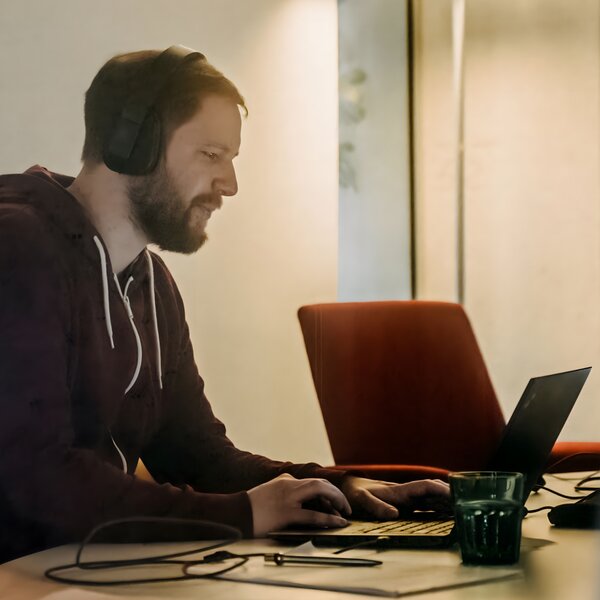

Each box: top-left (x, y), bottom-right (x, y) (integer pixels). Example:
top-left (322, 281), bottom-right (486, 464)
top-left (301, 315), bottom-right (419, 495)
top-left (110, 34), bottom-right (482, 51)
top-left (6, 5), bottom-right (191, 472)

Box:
top-left (81, 49), bottom-right (247, 165)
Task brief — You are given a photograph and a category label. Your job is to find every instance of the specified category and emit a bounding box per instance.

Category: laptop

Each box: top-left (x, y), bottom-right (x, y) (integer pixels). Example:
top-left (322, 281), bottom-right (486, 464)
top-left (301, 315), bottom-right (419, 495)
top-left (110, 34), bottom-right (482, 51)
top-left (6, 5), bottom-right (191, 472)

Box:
top-left (270, 367), bottom-right (591, 548)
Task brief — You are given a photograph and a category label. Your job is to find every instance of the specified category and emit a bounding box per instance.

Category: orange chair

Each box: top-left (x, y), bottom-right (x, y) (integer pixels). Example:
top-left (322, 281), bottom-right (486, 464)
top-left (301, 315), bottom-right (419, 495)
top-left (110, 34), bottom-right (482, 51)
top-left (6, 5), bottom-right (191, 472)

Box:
top-left (298, 301), bottom-right (600, 482)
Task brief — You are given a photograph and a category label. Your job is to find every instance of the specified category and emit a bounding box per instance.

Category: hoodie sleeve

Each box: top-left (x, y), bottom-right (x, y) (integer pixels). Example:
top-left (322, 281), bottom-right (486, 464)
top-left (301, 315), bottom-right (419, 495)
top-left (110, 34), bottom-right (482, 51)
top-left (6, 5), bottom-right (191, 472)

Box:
top-left (141, 258), bottom-right (348, 494)
top-left (0, 210), bottom-right (253, 546)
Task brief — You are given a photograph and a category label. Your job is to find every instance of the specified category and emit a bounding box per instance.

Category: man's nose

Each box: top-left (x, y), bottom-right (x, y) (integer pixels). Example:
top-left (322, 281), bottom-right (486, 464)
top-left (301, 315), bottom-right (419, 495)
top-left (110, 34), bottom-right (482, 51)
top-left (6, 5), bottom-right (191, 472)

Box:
top-left (217, 162), bottom-right (238, 197)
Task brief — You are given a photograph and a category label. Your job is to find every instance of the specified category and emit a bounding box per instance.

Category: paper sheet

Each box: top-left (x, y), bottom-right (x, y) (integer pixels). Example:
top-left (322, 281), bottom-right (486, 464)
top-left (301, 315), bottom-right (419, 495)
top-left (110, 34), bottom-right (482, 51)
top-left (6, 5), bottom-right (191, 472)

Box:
top-left (188, 542), bottom-right (522, 598)
top-left (44, 590), bottom-right (125, 600)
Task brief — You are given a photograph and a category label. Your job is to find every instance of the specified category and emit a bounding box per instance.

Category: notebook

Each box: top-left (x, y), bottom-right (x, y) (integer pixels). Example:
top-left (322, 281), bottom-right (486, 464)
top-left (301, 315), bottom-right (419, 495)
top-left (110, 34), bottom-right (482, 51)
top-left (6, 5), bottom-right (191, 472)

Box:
top-left (270, 367), bottom-right (591, 548)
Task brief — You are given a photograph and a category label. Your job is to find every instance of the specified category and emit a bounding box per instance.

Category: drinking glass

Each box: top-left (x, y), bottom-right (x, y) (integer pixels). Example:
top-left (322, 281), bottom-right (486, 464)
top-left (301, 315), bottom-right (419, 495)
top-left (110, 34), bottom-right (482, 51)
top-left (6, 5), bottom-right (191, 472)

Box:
top-left (449, 471), bottom-right (524, 565)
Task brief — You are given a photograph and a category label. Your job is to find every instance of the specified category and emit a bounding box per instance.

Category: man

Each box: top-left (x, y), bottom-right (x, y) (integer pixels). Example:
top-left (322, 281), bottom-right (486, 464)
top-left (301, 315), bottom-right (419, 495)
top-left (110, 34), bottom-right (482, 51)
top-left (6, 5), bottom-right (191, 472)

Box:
top-left (0, 47), bottom-right (447, 562)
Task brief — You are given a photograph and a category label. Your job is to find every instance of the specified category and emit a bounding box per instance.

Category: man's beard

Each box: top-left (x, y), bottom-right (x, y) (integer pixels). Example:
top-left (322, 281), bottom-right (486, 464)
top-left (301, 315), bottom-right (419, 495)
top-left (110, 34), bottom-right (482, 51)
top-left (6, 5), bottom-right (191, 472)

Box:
top-left (127, 162), bottom-right (219, 254)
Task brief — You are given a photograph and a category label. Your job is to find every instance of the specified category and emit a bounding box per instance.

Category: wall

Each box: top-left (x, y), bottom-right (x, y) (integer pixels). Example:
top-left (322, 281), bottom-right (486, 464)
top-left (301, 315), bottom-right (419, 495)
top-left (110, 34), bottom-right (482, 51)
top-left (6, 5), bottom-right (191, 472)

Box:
top-left (0, 0), bottom-right (338, 464)
top-left (413, 0), bottom-right (600, 440)
top-left (338, 0), bottom-right (413, 301)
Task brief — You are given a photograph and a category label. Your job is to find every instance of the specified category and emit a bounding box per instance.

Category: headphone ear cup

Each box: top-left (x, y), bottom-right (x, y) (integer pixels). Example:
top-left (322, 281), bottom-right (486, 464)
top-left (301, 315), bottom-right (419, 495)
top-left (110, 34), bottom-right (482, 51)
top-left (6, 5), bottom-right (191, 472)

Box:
top-left (123, 111), bottom-right (162, 175)
top-left (103, 110), bottom-right (162, 175)
top-left (102, 46), bottom-right (202, 175)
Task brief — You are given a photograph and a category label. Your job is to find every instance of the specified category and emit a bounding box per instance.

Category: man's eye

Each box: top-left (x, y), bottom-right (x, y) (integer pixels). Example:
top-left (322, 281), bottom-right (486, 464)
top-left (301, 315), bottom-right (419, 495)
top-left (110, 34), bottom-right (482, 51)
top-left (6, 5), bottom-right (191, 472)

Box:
top-left (203, 151), bottom-right (219, 161)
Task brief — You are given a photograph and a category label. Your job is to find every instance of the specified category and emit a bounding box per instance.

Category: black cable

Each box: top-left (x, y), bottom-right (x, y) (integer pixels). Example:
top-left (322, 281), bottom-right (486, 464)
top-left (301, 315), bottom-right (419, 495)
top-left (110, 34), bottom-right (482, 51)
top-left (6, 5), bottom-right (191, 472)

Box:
top-left (536, 485), bottom-right (587, 501)
top-left (547, 469), bottom-right (600, 491)
top-left (45, 517), bottom-right (383, 587)
top-left (524, 506), bottom-right (555, 515)
top-left (574, 473), bottom-right (600, 492)
top-left (549, 473), bottom-right (591, 482)
top-left (80, 517), bottom-right (239, 568)
top-left (524, 486), bottom-right (600, 517)
top-left (45, 517), bottom-right (242, 586)
top-left (183, 552), bottom-right (250, 579)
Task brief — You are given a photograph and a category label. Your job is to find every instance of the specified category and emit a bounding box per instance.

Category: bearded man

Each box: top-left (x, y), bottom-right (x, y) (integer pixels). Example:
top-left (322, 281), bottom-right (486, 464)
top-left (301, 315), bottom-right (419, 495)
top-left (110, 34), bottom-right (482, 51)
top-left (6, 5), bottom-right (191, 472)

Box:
top-left (0, 46), bottom-right (447, 563)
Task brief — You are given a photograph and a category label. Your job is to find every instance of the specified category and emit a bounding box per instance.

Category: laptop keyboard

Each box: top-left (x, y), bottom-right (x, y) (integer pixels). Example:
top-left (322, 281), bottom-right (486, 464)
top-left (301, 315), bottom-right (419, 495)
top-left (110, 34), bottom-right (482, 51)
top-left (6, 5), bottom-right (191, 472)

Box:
top-left (347, 518), bottom-right (455, 536)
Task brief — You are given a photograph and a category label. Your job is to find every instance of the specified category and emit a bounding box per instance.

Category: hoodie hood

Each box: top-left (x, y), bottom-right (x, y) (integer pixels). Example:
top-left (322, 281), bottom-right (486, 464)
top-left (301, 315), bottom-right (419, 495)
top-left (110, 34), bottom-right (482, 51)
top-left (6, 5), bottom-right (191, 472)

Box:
top-left (0, 166), bottom-right (104, 266)
top-left (0, 165), bottom-right (164, 399)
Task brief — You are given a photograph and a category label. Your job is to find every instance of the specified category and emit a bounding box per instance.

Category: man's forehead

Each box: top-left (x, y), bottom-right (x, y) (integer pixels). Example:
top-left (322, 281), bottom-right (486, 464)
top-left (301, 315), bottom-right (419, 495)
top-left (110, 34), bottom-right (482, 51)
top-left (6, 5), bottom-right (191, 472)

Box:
top-left (175, 95), bottom-right (242, 152)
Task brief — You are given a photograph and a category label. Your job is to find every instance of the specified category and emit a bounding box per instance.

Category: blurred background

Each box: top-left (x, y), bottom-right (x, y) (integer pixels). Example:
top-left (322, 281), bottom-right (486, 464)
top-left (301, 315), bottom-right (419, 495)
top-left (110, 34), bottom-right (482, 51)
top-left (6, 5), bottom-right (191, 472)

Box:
top-left (0, 0), bottom-right (597, 466)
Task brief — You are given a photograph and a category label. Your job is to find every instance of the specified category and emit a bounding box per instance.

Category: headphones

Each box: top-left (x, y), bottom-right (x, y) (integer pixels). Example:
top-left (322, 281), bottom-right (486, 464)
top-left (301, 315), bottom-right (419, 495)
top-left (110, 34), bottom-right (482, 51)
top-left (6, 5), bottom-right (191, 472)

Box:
top-left (103, 45), bottom-right (205, 175)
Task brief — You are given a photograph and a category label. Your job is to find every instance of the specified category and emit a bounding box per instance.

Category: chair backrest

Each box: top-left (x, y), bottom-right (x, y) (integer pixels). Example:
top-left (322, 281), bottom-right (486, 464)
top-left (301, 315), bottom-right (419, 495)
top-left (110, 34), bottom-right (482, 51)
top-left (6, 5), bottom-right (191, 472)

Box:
top-left (298, 301), bottom-right (506, 471)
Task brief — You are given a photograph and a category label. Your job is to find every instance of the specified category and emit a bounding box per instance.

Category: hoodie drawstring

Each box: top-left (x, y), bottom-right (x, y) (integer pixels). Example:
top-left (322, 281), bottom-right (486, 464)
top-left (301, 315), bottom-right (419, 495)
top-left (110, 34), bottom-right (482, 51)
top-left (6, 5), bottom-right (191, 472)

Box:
top-left (109, 432), bottom-right (128, 474)
top-left (93, 236), bottom-right (115, 349)
top-left (93, 236), bottom-right (163, 391)
top-left (145, 250), bottom-right (163, 389)
top-left (113, 274), bottom-right (143, 394)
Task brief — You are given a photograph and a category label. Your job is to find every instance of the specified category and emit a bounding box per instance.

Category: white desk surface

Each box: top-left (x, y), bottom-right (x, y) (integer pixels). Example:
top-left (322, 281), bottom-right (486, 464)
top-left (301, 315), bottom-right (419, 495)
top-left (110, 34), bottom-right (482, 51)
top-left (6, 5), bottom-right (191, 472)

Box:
top-left (1, 474), bottom-right (599, 600)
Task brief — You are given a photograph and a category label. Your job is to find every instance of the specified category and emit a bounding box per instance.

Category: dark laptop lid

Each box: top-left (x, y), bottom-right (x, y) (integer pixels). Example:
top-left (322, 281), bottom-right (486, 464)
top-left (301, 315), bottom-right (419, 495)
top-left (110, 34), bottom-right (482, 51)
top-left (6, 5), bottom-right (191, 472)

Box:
top-left (487, 367), bottom-right (591, 498)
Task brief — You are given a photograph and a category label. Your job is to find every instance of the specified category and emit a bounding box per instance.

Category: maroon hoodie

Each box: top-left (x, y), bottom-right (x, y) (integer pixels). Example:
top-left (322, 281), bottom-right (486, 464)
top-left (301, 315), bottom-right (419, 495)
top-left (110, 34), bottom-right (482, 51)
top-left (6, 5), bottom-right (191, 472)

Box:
top-left (0, 166), bottom-right (346, 562)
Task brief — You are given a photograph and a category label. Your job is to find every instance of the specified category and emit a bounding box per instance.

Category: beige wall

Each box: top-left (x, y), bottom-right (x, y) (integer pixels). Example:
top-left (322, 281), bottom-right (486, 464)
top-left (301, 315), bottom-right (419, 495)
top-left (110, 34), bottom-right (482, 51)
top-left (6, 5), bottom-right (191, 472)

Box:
top-left (0, 0), bottom-right (337, 464)
top-left (414, 0), bottom-right (600, 440)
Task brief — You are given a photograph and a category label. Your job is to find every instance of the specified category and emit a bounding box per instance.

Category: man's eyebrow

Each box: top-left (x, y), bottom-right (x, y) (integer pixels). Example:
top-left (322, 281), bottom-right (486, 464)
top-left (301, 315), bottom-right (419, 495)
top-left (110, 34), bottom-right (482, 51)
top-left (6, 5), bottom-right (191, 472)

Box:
top-left (203, 142), bottom-right (239, 158)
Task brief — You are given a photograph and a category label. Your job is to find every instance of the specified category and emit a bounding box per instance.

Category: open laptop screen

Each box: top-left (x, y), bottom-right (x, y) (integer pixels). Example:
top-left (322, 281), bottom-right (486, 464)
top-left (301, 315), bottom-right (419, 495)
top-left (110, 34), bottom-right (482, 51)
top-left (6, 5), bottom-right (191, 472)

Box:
top-left (487, 367), bottom-right (591, 498)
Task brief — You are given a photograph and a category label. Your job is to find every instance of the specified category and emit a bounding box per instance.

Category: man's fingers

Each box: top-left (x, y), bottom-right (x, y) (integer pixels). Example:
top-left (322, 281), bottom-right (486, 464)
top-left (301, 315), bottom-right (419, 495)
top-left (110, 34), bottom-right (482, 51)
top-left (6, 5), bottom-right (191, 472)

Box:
top-left (320, 497), bottom-right (341, 517)
top-left (292, 508), bottom-right (348, 529)
top-left (294, 479), bottom-right (352, 515)
top-left (405, 479), bottom-right (451, 499)
top-left (354, 480), bottom-right (450, 518)
top-left (249, 474), bottom-right (353, 537)
top-left (354, 489), bottom-right (399, 520)
top-left (302, 496), bottom-right (342, 517)
top-left (339, 477), bottom-right (454, 523)
top-left (374, 479), bottom-right (450, 506)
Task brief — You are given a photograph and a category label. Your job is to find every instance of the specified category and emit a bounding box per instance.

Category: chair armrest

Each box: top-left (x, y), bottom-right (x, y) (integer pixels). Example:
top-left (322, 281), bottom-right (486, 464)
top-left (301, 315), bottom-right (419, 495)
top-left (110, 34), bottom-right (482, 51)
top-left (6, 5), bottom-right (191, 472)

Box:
top-left (547, 442), bottom-right (600, 472)
top-left (328, 464), bottom-right (450, 483)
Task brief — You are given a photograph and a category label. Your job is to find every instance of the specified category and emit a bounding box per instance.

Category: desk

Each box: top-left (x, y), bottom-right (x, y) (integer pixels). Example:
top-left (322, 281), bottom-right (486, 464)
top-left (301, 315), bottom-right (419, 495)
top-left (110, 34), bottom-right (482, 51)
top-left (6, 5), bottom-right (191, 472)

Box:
top-left (1, 474), bottom-right (599, 600)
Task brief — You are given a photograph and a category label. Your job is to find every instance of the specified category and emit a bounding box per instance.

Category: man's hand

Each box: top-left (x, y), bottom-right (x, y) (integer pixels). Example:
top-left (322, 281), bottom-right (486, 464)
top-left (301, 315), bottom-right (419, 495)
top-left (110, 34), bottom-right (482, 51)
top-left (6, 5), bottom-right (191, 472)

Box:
top-left (340, 476), bottom-right (450, 520)
top-left (248, 473), bottom-right (351, 537)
